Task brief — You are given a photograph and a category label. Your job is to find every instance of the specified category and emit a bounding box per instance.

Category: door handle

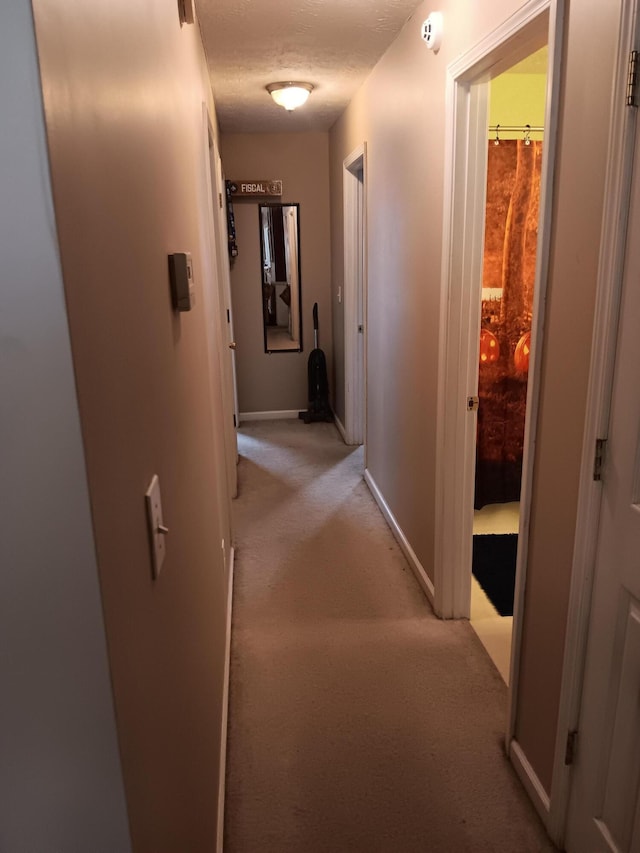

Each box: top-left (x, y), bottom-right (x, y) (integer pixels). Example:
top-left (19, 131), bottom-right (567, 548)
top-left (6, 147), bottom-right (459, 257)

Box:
top-left (229, 341), bottom-right (237, 350)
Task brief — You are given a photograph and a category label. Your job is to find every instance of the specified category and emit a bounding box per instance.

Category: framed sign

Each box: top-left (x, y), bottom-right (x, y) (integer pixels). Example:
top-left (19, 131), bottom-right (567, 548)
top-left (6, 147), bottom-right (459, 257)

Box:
top-left (227, 180), bottom-right (283, 198)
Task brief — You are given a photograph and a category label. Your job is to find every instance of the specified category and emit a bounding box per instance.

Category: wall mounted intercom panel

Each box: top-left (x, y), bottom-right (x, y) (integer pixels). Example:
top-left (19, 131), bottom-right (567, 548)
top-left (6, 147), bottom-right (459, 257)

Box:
top-left (168, 252), bottom-right (195, 311)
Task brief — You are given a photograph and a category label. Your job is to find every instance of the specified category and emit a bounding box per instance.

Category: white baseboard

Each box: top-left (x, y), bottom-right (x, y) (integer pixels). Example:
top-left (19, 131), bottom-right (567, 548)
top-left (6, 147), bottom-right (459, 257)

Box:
top-left (216, 548), bottom-right (235, 853)
top-left (364, 469), bottom-right (435, 608)
top-left (239, 410), bottom-right (301, 422)
top-left (509, 738), bottom-right (552, 832)
top-left (334, 413), bottom-right (347, 443)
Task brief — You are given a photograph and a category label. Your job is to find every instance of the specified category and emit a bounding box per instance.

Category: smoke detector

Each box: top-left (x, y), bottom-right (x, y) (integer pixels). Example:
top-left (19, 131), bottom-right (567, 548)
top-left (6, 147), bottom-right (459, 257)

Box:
top-left (421, 12), bottom-right (443, 51)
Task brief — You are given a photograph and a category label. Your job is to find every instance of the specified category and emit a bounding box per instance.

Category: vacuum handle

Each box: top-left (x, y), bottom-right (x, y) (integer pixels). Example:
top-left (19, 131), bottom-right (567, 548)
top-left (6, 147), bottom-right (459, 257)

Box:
top-left (313, 302), bottom-right (319, 331)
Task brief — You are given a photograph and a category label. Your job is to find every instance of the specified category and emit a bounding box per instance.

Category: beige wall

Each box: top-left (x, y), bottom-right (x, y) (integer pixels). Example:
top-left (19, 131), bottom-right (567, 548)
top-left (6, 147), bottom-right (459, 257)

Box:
top-left (32, 2), bottom-right (231, 850)
top-left (221, 133), bottom-right (332, 414)
top-left (22, 0), bottom-right (626, 835)
top-left (0, 5), bottom-right (131, 849)
top-left (330, 0), bottom-right (622, 798)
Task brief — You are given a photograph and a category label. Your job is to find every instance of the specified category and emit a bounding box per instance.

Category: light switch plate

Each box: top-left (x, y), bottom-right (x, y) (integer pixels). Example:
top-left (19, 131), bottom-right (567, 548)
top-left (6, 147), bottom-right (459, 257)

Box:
top-left (168, 252), bottom-right (195, 312)
top-left (145, 475), bottom-right (166, 578)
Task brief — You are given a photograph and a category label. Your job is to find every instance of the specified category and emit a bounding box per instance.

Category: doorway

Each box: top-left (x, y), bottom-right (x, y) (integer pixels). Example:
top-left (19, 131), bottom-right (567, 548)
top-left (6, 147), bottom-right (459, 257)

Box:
top-left (199, 107), bottom-right (237, 583)
top-left (470, 51), bottom-right (548, 684)
top-left (434, 0), bottom-right (564, 755)
top-left (343, 144), bottom-right (367, 449)
top-left (205, 115), bottom-right (239, 501)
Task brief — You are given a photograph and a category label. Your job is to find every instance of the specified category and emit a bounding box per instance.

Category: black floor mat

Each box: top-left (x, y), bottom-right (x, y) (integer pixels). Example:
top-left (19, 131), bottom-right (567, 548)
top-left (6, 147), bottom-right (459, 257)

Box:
top-left (472, 534), bottom-right (517, 617)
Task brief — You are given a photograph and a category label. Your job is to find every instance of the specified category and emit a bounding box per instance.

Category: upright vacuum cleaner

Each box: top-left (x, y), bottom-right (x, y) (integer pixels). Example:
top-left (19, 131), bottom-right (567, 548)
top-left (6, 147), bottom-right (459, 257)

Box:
top-left (299, 302), bottom-right (332, 423)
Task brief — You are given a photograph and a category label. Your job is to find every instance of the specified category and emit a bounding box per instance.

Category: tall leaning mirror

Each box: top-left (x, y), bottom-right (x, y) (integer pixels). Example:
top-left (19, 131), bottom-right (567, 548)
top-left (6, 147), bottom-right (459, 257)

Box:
top-left (259, 203), bottom-right (302, 353)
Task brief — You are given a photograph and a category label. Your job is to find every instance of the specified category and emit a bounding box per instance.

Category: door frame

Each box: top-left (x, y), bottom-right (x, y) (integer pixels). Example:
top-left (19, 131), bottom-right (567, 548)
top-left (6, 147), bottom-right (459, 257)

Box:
top-left (343, 143), bottom-right (368, 449)
top-left (435, 0), bottom-right (564, 821)
top-left (202, 110), bottom-right (238, 498)
top-left (213, 149), bottom-right (241, 442)
top-left (552, 0), bottom-right (639, 843)
top-left (435, 0), bottom-right (564, 615)
top-left (202, 106), bottom-right (238, 502)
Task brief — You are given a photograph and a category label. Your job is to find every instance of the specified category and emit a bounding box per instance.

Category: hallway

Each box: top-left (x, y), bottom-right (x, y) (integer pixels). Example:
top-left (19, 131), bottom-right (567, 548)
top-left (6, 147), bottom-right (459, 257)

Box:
top-left (224, 420), bottom-right (556, 852)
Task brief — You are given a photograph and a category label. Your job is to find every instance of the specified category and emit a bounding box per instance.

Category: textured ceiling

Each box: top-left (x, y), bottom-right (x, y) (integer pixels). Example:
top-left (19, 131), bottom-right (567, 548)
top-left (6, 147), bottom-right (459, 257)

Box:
top-left (197, 0), bottom-right (424, 133)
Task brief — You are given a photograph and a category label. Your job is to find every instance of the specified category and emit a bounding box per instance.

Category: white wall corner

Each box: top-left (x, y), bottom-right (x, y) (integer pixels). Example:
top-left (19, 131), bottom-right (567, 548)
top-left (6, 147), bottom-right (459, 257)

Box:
top-left (334, 413), bottom-right (348, 443)
top-left (509, 739), bottom-right (559, 843)
top-left (216, 548), bottom-right (235, 853)
top-left (364, 469), bottom-right (435, 609)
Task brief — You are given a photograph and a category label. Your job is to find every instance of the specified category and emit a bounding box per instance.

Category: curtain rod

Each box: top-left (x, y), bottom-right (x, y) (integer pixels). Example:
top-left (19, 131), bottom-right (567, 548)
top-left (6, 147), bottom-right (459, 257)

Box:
top-left (488, 124), bottom-right (544, 133)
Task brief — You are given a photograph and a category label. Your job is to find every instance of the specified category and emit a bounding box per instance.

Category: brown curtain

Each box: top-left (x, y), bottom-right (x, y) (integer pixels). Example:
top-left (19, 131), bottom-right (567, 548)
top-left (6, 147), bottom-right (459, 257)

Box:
top-left (475, 139), bottom-right (542, 509)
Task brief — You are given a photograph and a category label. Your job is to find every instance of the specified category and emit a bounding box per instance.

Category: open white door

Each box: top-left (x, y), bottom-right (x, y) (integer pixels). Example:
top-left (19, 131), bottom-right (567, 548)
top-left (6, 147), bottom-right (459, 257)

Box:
top-left (564, 86), bottom-right (640, 852)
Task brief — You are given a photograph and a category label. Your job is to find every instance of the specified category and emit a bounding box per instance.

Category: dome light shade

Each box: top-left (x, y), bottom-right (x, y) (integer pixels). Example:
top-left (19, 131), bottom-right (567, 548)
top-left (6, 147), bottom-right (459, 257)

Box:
top-left (266, 82), bottom-right (313, 111)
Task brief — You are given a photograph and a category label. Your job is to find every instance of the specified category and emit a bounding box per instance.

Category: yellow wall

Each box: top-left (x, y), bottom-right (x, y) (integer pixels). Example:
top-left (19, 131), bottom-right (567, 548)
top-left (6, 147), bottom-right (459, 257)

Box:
top-left (490, 74), bottom-right (546, 133)
top-left (489, 48), bottom-right (547, 140)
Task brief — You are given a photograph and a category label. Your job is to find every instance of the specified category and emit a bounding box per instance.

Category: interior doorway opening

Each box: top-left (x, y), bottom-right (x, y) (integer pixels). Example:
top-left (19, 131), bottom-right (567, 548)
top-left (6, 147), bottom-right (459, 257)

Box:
top-left (435, 3), bottom-right (565, 793)
top-left (470, 49), bottom-right (549, 684)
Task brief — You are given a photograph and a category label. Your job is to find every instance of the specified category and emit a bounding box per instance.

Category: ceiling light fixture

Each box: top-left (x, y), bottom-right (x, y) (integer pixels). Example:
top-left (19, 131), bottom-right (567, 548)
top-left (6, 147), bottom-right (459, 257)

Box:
top-left (266, 82), bottom-right (314, 112)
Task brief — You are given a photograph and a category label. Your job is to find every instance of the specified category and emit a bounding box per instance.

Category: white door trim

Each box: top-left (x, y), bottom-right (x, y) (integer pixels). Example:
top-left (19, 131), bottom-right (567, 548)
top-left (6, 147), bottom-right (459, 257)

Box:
top-left (549, 0), bottom-right (639, 844)
top-left (202, 106), bottom-right (238, 504)
top-left (343, 143), bottom-right (367, 448)
top-left (435, 74), bottom-right (491, 620)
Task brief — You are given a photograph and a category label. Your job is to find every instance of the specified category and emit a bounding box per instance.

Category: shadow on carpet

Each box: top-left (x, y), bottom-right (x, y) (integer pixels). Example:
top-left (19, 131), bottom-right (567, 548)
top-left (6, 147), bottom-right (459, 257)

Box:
top-left (472, 533), bottom-right (517, 617)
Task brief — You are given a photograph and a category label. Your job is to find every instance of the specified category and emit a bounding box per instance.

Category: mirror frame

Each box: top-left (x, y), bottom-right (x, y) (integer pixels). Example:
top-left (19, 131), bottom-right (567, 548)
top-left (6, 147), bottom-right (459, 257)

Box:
top-left (258, 202), bottom-right (303, 354)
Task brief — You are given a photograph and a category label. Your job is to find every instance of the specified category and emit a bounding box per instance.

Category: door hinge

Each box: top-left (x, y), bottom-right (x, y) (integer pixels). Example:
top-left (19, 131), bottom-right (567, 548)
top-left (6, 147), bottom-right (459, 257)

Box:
top-left (594, 438), bottom-right (607, 481)
top-left (227, 309), bottom-right (230, 323)
top-left (467, 395), bottom-right (479, 412)
top-left (627, 50), bottom-right (638, 107)
top-left (565, 730), bottom-right (578, 766)
top-left (358, 324), bottom-right (364, 333)
top-left (219, 192), bottom-right (223, 209)
top-left (233, 414), bottom-right (237, 428)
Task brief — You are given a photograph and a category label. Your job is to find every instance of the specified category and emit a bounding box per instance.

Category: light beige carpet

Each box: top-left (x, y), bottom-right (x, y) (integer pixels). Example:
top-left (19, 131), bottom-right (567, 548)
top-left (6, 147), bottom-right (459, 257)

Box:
top-left (225, 419), bottom-right (557, 853)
